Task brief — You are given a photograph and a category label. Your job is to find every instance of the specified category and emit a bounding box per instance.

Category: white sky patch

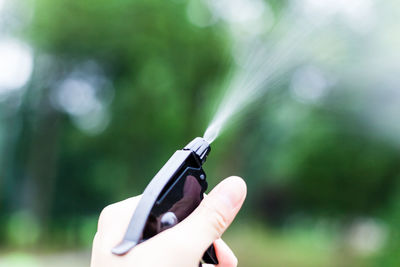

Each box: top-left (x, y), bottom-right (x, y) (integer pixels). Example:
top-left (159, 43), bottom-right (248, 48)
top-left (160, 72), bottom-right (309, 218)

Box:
top-left (346, 218), bottom-right (388, 255)
top-left (0, 0), bottom-right (5, 13)
top-left (361, 84), bottom-right (400, 147)
top-left (207, 0), bottom-right (266, 24)
top-left (53, 78), bottom-right (101, 117)
top-left (50, 62), bottom-right (114, 135)
top-left (290, 66), bottom-right (331, 104)
top-left (302, 0), bottom-right (376, 32)
top-left (72, 106), bottom-right (110, 135)
top-left (0, 39), bottom-right (33, 98)
top-left (52, 77), bottom-right (111, 135)
top-left (190, 0), bottom-right (274, 36)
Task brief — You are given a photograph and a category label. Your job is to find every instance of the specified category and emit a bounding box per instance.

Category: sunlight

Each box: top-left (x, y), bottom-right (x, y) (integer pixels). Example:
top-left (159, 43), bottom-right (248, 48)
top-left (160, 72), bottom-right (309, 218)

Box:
top-left (0, 39), bottom-right (33, 98)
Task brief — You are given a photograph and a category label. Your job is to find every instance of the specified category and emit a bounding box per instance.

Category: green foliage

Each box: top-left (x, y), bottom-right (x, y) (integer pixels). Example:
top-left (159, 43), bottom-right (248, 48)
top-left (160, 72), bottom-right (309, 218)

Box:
top-left (2, 0), bottom-right (400, 265)
top-left (26, 0), bottom-right (230, 213)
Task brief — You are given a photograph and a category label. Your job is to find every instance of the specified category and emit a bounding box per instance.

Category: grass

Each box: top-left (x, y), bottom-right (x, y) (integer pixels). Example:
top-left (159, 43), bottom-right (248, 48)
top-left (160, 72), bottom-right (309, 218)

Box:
top-left (0, 222), bottom-right (371, 267)
top-left (223, 221), bottom-right (366, 267)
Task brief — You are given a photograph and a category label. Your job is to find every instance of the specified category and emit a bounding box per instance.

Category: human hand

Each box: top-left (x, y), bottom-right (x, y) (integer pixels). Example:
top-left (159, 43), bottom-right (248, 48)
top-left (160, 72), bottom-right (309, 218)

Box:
top-left (91, 176), bottom-right (247, 267)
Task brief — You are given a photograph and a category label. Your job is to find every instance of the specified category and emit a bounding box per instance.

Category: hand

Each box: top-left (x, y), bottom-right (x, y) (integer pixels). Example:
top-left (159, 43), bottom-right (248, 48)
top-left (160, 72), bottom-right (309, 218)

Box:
top-left (91, 176), bottom-right (247, 267)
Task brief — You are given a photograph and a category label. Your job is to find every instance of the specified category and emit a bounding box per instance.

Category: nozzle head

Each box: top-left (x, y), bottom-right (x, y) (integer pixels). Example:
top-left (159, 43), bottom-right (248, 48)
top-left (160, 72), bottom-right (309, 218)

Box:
top-left (184, 137), bottom-right (211, 164)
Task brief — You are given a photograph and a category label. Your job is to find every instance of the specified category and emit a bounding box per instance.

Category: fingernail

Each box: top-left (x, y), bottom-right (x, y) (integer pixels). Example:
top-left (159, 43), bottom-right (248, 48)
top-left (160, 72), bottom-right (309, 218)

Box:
top-left (213, 176), bottom-right (246, 209)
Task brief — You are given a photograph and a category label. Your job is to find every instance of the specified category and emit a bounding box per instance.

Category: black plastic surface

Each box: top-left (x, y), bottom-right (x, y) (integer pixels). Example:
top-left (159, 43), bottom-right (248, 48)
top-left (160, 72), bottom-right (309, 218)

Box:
top-left (112, 138), bottom-right (218, 265)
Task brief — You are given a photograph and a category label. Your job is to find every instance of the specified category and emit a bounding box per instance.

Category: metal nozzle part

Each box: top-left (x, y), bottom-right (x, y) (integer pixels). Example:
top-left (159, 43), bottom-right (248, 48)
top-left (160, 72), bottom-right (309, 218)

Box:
top-left (184, 137), bottom-right (211, 164)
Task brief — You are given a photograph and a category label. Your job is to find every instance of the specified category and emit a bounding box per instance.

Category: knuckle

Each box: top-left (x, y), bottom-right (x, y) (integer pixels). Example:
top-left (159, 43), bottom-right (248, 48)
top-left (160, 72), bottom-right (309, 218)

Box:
top-left (202, 200), bottom-right (228, 237)
top-left (210, 211), bottom-right (227, 237)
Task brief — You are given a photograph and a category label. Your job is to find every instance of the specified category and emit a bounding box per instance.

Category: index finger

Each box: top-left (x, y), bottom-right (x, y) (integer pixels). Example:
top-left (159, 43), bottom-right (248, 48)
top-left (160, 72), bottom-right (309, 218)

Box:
top-left (96, 196), bottom-right (142, 247)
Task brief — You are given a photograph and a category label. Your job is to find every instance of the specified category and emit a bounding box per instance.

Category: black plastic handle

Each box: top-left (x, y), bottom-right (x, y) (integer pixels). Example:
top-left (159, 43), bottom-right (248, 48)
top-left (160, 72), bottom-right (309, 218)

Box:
top-left (112, 138), bottom-right (218, 265)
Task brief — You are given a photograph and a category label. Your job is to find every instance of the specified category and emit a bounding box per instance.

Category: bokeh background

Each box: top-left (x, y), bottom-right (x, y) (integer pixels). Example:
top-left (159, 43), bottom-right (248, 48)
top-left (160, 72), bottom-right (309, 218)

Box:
top-left (1, 0), bottom-right (400, 266)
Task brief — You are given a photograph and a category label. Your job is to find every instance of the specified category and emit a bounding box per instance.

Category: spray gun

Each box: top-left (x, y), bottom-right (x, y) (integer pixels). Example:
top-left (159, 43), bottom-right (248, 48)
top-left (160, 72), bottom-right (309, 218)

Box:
top-left (111, 137), bottom-right (218, 265)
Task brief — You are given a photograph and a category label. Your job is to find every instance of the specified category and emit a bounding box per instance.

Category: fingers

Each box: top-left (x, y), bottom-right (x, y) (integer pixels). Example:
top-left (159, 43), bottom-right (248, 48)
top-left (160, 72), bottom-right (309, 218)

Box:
top-left (191, 239), bottom-right (238, 267)
top-left (96, 196), bottom-right (142, 248)
top-left (91, 196), bottom-right (142, 267)
top-left (92, 177), bottom-right (245, 267)
top-left (214, 239), bottom-right (238, 267)
top-left (164, 176), bottom-right (246, 260)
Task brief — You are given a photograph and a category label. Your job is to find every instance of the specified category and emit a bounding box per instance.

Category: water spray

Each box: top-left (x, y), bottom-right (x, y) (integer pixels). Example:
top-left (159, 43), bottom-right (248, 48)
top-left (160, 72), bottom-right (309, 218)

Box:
top-left (110, 9), bottom-right (315, 266)
top-left (110, 1), bottom-right (374, 265)
top-left (202, 0), bottom-right (371, 143)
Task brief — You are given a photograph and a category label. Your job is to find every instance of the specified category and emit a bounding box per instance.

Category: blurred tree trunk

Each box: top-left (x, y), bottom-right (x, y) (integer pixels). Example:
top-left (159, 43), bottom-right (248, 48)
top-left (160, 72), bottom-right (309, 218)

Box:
top-left (20, 86), bottom-right (61, 236)
top-left (0, 100), bottom-right (22, 211)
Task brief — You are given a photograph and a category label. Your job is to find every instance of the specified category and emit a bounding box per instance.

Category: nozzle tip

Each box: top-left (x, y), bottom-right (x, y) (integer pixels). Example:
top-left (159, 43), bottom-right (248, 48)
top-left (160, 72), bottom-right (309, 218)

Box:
top-left (184, 137), bottom-right (211, 163)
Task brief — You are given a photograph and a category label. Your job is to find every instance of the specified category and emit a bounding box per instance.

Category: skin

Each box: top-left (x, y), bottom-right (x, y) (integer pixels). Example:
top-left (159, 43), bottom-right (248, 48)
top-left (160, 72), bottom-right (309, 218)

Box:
top-left (91, 176), bottom-right (247, 267)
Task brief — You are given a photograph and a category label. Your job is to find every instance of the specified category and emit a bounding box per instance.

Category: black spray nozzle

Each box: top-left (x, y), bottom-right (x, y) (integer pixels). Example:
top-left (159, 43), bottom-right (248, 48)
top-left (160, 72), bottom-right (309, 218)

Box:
top-left (183, 137), bottom-right (211, 164)
top-left (111, 136), bottom-right (217, 264)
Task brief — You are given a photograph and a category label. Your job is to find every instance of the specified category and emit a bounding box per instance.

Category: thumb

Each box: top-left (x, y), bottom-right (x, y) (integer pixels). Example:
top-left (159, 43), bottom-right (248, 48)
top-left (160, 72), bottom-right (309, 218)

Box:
top-left (167, 176), bottom-right (247, 258)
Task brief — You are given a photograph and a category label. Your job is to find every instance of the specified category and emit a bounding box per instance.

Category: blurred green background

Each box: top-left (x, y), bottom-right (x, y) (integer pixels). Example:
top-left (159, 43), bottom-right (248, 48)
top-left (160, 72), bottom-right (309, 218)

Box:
top-left (1, 0), bottom-right (400, 266)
